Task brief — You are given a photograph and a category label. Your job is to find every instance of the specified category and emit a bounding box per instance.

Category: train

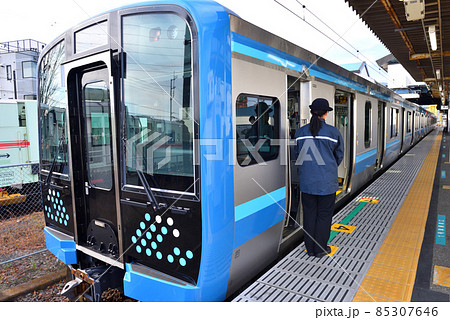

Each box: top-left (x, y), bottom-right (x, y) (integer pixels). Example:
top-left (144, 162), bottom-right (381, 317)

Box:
top-left (38, 0), bottom-right (436, 302)
top-left (0, 100), bottom-right (39, 208)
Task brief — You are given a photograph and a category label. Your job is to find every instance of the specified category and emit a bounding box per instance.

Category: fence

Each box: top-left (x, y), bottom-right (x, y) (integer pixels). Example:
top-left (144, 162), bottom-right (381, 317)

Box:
top-left (0, 163), bottom-right (44, 264)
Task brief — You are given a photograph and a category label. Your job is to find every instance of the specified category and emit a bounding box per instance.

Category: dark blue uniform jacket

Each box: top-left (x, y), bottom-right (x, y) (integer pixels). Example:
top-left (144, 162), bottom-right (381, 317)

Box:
top-left (294, 119), bottom-right (344, 195)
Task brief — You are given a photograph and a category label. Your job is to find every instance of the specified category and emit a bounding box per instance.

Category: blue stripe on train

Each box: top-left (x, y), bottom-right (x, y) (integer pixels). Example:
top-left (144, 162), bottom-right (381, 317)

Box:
top-left (354, 148), bottom-right (377, 175)
top-left (354, 139), bottom-right (401, 176)
top-left (234, 187), bottom-right (286, 248)
top-left (231, 33), bottom-right (371, 95)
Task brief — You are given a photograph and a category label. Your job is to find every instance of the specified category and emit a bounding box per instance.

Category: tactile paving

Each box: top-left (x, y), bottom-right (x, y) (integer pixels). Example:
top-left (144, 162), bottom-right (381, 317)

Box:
top-left (233, 131), bottom-right (439, 302)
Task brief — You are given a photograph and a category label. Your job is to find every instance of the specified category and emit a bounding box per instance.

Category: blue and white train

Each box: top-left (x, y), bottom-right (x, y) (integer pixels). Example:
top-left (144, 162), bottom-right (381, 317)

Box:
top-left (38, 0), bottom-right (436, 301)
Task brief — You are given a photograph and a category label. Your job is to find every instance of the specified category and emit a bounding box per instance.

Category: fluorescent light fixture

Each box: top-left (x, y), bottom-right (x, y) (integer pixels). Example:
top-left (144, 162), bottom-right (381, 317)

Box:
top-left (436, 69), bottom-right (441, 80)
top-left (439, 84), bottom-right (442, 92)
top-left (429, 26), bottom-right (437, 51)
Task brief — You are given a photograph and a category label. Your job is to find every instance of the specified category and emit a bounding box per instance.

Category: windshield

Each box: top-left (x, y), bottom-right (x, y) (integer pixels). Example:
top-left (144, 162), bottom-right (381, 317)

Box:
top-left (122, 12), bottom-right (195, 193)
top-left (38, 41), bottom-right (69, 177)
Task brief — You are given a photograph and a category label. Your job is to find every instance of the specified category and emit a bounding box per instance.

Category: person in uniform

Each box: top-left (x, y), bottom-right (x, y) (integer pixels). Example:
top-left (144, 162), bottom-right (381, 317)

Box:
top-left (294, 98), bottom-right (344, 258)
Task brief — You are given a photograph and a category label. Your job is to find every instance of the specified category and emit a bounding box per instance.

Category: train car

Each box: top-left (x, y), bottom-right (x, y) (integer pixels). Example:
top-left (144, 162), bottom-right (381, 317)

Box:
top-left (0, 100), bottom-right (39, 207)
top-left (38, 0), bottom-right (436, 302)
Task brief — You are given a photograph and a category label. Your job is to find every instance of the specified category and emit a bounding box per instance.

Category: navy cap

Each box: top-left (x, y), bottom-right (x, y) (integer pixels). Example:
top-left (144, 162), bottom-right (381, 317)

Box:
top-left (309, 98), bottom-right (333, 112)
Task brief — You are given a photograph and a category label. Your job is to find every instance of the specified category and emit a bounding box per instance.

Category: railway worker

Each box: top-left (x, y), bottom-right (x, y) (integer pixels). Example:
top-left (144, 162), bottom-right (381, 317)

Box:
top-left (294, 98), bottom-right (344, 258)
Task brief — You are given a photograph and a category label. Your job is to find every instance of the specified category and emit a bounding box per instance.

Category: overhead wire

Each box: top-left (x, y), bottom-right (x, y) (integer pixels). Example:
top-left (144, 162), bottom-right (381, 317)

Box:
top-left (275, 0), bottom-right (397, 86)
top-left (294, 0), bottom-right (390, 83)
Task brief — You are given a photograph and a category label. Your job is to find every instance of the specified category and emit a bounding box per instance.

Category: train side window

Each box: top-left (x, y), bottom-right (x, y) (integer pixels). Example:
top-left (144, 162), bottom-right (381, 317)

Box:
top-left (18, 104), bottom-right (26, 127)
top-left (391, 107), bottom-right (399, 138)
top-left (364, 101), bottom-right (372, 148)
top-left (407, 111), bottom-right (412, 133)
top-left (236, 94), bottom-right (280, 166)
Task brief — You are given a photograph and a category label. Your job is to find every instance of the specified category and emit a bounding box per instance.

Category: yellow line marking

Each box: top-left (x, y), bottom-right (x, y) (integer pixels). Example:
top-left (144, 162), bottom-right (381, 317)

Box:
top-left (331, 223), bottom-right (356, 233)
top-left (353, 132), bottom-right (442, 302)
top-left (433, 265), bottom-right (450, 287)
top-left (359, 198), bottom-right (379, 203)
top-left (327, 245), bottom-right (339, 257)
top-left (304, 245), bottom-right (339, 257)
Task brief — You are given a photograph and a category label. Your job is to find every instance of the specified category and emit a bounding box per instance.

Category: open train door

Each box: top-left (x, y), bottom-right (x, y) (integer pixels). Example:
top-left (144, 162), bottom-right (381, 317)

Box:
top-left (376, 101), bottom-right (386, 170)
top-left (334, 90), bottom-right (353, 199)
top-left (65, 51), bottom-right (123, 267)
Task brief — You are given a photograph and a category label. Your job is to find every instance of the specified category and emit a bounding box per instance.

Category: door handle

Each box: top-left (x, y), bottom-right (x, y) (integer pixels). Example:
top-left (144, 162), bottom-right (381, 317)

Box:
top-left (85, 182), bottom-right (91, 195)
top-left (120, 198), bottom-right (151, 208)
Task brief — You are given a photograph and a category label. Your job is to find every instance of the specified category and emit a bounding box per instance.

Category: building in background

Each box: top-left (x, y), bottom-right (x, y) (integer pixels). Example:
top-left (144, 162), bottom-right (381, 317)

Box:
top-left (341, 61), bottom-right (373, 83)
top-left (0, 39), bottom-right (45, 100)
top-left (376, 53), bottom-right (416, 89)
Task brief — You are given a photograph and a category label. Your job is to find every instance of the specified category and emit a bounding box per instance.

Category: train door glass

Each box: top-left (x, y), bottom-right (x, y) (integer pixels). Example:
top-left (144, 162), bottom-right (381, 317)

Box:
top-left (334, 90), bottom-right (351, 197)
top-left (376, 102), bottom-right (386, 169)
top-left (400, 108), bottom-right (405, 152)
top-left (69, 64), bottom-right (119, 258)
top-left (285, 76), bottom-right (301, 234)
top-left (83, 79), bottom-right (113, 190)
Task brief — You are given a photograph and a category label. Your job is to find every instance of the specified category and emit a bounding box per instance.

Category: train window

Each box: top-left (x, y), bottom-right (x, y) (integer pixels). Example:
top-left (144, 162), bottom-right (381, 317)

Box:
top-left (38, 41), bottom-right (69, 177)
top-left (83, 81), bottom-right (113, 190)
top-left (236, 94), bottom-right (280, 166)
top-left (75, 21), bottom-right (108, 53)
top-left (390, 108), bottom-right (399, 138)
top-left (122, 13), bottom-right (195, 193)
top-left (395, 109), bottom-right (399, 135)
top-left (364, 101), bottom-right (372, 148)
top-left (18, 104), bottom-right (26, 127)
top-left (407, 111), bottom-right (412, 133)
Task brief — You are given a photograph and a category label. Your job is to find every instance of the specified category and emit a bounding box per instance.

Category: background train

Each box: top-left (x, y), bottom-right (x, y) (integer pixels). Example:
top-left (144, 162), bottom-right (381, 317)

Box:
top-left (38, 0), bottom-right (436, 302)
top-left (0, 100), bottom-right (39, 209)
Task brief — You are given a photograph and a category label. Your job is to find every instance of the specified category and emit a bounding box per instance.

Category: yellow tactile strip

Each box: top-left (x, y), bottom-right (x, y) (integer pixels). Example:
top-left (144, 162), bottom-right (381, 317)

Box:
top-left (433, 265), bottom-right (450, 287)
top-left (353, 133), bottom-right (442, 302)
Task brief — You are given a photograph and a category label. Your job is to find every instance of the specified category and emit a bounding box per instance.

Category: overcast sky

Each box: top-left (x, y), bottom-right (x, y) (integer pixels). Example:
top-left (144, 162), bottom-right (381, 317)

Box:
top-left (0, 0), bottom-right (391, 82)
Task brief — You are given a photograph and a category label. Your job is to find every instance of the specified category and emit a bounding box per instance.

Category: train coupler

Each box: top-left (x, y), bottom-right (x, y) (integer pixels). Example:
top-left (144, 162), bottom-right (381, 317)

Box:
top-left (61, 265), bottom-right (124, 302)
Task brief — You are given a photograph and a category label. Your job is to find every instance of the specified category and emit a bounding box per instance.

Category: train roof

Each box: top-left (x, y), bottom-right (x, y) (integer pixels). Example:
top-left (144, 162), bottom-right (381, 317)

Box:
top-left (227, 10), bottom-right (411, 105)
top-left (38, 0), bottom-right (434, 115)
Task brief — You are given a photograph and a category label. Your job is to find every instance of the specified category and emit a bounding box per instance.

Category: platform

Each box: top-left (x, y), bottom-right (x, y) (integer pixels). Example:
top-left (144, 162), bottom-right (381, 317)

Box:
top-left (233, 129), bottom-right (450, 302)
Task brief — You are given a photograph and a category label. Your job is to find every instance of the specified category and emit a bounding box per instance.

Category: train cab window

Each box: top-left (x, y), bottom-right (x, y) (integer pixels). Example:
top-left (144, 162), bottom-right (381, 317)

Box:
top-left (122, 12), bottom-right (195, 193)
top-left (390, 108), bottom-right (399, 138)
top-left (75, 21), bottom-right (108, 53)
top-left (38, 41), bottom-right (69, 177)
top-left (364, 101), bottom-right (372, 148)
top-left (236, 94), bottom-right (280, 166)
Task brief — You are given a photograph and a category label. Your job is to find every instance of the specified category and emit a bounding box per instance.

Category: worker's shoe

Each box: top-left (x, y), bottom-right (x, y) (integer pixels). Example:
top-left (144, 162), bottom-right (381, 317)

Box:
top-left (315, 246), bottom-right (331, 258)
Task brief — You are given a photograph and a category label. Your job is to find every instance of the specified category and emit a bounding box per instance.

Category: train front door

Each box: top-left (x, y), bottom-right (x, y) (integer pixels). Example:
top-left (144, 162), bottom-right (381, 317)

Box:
top-left (66, 52), bottom-right (122, 264)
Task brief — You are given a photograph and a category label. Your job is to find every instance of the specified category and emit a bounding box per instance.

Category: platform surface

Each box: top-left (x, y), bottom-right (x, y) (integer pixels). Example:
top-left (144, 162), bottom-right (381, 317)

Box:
top-left (234, 129), bottom-right (449, 302)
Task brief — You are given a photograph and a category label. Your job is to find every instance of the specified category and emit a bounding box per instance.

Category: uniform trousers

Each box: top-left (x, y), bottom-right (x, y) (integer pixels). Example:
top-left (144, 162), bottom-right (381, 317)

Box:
top-left (301, 192), bottom-right (336, 255)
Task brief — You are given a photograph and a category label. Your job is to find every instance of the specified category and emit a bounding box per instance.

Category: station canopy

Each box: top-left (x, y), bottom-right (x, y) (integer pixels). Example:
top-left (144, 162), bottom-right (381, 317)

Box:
top-left (344, 0), bottom-right (450, 102)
